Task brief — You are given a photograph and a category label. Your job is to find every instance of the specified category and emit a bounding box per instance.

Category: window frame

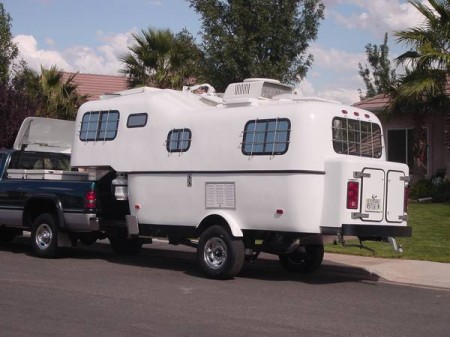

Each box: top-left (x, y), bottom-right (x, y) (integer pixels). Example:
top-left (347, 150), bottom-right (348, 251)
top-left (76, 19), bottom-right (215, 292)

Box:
top-left (166, 128), bottom-right (192, 153)
top-left (332, 117), bottom-right (382, 159)
top-left (241, 118), bottom-right (291, 156)
top-left (79, 110), bottom-right (120, 142)
top-left (127, 113), bottom-right (148, 128)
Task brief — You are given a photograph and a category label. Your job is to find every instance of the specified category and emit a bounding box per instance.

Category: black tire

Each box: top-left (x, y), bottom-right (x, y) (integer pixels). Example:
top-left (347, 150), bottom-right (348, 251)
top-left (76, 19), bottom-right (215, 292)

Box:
top-left (279, 244), bottom-right (324, 273)
top-left (197, 225), bottom-right (245, 279)
top-left (0, 228), bottom-right (22, 245)
top-left (109, 236), bottom-right (142, 255)
top-left (31, 213), bottom-right (59, 258)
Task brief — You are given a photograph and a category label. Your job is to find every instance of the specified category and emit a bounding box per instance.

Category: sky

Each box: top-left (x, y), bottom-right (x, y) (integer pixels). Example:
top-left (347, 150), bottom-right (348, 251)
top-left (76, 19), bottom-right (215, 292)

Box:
top-left (3, 0), bottom-right (425, 105)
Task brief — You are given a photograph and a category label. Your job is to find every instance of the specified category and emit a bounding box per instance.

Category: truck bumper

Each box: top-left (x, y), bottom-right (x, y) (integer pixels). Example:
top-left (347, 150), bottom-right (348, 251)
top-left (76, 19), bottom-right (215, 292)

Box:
top-left (64, 213), bottom-right (99, 232)
top-left (321, 225), bottom-right (412, 238)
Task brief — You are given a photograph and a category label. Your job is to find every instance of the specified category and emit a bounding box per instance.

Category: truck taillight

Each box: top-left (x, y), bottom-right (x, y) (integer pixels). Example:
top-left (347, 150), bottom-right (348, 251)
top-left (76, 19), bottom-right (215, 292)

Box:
top-left (347, 181), bottom-right (359, 209)
top-left (85, 190), bottom-right (97, 210)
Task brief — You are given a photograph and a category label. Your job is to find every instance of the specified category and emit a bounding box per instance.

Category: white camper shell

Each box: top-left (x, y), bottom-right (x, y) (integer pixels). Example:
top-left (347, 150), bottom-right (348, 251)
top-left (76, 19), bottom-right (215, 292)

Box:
top-left (71, 79), bottom-right (411, 279)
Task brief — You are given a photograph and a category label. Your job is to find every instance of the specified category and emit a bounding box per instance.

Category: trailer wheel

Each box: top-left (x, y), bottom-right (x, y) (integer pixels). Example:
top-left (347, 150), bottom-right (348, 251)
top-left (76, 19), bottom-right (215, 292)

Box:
top-left (0, 228), bottom-right (22, 245)
top-left (109, 236), bottom-right (142, 255)
top-left (279, 244), bottom-right (324, 273)
top-left (31, 213), bottom-right (59, 258)
top-left (197, 225), bottom-right (245, 279)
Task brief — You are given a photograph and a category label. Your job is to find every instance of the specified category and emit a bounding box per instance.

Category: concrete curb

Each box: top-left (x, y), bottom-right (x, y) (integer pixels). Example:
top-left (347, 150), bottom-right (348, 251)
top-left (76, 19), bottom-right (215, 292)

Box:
top-left (324, 253), bottom-right (450, 290)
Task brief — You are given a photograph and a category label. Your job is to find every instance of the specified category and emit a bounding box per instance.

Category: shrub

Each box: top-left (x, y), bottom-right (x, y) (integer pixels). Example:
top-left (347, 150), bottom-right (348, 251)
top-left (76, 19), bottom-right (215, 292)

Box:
top-left (432, 181), bottom-right (450, 203)
top-left (410, 178), bottom-right (450, 202)
top-left (410, 179), bottom-right (433, 200)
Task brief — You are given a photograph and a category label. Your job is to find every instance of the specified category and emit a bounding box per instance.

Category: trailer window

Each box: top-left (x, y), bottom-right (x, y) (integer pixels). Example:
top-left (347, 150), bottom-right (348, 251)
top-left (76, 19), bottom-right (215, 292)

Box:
top-left (79, 110), bottom-right (119, 141)
top-left (242, 118), bottom-right (291, 155)
top-left (332, 118), bottom-right (382, 158)
top-left (166, 129), bottom-right (192, 152)
top-left (127, 113), bottom-right (148, 128)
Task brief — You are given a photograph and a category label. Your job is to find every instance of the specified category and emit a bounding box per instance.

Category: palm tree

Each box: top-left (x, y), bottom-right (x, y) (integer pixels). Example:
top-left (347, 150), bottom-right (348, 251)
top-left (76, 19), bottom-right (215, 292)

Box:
top-left (120, 28), bottom-right (202, 89)
top-left (38, 66), bottom-right (87, 120)
top-left (389, 0), bottom-right (450, 180)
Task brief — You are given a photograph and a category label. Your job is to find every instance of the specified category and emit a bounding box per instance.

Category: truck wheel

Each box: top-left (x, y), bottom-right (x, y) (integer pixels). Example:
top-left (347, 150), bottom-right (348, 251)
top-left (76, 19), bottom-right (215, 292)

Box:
top-left (279, 244), bottom-right (324, 273)
top-left (197, 225), bottom-right (245, 279)
top-left (0, 228), bottom-right (22, 245)
top-left (109, 236), bottom-right (142, 255)
top-left (31, 213), bottom-right (59, 258)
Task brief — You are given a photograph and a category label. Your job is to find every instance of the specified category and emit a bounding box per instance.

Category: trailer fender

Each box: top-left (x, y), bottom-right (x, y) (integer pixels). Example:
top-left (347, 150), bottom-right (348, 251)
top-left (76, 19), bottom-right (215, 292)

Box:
top-left (198, 211), bottom-right (244, 238)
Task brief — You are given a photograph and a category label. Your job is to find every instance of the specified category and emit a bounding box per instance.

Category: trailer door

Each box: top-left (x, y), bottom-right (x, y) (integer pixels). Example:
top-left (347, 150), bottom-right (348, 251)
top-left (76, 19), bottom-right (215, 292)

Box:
top-left (360, 168), bottom-right (385, 222)
top-left (386, 170), bottom-right (407, 223)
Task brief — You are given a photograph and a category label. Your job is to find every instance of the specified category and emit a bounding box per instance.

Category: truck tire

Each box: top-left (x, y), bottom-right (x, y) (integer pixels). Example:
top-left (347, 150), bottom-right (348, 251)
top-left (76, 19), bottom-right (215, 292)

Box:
top-left (31, 213), bottom-right (59, 258)
top-left (109, 236), bottom-right (142, 255)
top-left (0, 228), bottom-right (22, 245)
top-left (197, 225), bottom-right (245, 279)
top-left (279, 244), bottom-right (324, 273)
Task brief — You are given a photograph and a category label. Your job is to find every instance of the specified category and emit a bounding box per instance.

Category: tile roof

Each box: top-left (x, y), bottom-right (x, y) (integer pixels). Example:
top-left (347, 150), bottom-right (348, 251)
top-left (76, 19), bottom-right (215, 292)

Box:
top-left (353, 76), bottom-right (450, 112)
top-left (62, 72), bottom-right (129, 101)
top-left (352, 93), bottom-right (391, 112)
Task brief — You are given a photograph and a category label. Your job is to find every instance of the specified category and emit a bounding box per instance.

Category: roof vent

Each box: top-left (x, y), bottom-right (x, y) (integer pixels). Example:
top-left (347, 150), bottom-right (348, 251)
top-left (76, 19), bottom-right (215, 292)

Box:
top-left (223, 78), bottom-right (292, 104)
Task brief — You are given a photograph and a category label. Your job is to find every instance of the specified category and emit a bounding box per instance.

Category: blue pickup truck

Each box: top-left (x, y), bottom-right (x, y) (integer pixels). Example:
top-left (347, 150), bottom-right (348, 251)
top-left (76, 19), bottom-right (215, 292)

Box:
top-left (0, 118), bottom-right (136, 257)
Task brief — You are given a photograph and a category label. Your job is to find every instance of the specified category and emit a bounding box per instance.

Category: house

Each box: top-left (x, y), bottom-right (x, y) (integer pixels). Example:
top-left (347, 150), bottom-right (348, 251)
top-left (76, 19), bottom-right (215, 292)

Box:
top-left (62, 72), bottom-right (129, 101)
top-left (353, 83), bottom-right (450, 179)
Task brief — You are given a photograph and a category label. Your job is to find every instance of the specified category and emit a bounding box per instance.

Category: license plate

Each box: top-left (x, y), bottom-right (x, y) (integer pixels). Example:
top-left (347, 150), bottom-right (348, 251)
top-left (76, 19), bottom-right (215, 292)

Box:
top-left (365, 198), bottom-right (381, 212)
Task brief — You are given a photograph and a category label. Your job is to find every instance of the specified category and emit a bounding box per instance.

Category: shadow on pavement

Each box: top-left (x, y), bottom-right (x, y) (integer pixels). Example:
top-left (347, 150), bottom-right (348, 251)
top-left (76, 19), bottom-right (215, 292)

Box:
top-left (1, 236), bottom-right (379, 285)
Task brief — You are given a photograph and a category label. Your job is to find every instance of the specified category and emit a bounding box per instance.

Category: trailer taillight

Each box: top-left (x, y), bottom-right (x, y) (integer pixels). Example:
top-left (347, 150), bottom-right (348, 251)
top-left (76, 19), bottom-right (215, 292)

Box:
top-left (85, 190), bottom-right (97, 210)
top-left (347, 181), bottom-right (359, 209)
top-left (404, 186), bottom-right (410, 212)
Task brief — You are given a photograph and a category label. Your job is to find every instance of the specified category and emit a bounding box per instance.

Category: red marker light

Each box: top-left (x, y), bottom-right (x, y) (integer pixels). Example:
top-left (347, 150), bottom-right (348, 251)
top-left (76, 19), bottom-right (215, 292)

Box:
top-left (347, 182), bottom-right (359, 209)
top-left (84, 191), bottom-right (96, 209)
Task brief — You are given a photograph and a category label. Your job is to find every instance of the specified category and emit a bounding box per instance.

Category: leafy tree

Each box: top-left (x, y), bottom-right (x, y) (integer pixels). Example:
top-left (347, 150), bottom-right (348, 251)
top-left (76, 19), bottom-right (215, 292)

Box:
top-left (0, 3), bottom-right (35, 148)
top-left (187, 0), bottom-right (325, 91)
top-left (0, 82), bottom-right (37, 148)
top-left (389, 0), bottom-right (450, 180)
top-left (358, 33), bottom-right (397, 99)
top-left (120, 28), bottom-right (202, 89)
top-left (0, 2), bottom-right (19, 85)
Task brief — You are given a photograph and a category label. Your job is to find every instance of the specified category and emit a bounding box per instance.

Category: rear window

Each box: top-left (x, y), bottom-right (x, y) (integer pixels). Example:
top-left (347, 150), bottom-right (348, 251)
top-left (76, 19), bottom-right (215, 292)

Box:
top-left (332, 117), bottom-right (382, 158)
top-left (9, 152), bottom-right (71, 170)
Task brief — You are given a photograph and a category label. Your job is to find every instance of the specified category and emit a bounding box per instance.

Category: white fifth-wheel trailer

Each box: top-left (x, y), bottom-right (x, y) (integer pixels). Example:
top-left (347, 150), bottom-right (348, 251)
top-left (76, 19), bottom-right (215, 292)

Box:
top-left (71, 78), bottom-right (411, 279)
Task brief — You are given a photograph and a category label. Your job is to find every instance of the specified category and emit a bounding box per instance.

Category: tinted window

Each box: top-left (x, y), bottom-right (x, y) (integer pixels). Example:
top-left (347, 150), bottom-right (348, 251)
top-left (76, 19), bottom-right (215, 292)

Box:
top-left (242, 118), bottom-right (291, 155)
top-left (127, 113), bottom-right (148, 128)
top-left (80, 110), bottom-right (119, 141)
top-left (9, 152), bottom-right (70, 170)
top-left (166, 129), bottom-right (192, 153)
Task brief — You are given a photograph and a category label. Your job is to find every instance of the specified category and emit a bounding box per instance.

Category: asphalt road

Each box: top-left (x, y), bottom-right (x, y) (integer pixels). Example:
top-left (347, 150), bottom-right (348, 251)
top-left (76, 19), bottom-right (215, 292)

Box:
top-left (0, 237), bottom-right (448, 337)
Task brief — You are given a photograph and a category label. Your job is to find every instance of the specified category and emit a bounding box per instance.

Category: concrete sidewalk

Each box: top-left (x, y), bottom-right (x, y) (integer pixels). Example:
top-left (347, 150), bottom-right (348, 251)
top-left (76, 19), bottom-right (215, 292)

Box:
top-left (324, 253), bottom-right (450, 290)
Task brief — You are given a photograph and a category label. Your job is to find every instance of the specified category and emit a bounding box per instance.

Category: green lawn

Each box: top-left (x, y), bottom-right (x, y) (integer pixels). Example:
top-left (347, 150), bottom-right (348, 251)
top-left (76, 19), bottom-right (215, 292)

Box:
top-left (324, 202), bottom-right (450, 263)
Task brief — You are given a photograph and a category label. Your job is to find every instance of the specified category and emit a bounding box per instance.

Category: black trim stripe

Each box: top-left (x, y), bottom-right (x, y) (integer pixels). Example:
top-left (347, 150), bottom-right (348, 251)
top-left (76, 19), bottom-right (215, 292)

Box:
top-left (122, 170), bottom-right (326, 175)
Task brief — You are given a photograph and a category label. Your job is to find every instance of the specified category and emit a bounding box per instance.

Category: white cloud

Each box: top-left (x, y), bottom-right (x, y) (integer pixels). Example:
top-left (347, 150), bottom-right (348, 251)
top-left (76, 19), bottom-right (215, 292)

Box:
top-left (13, 35), bottom-right (71, 71)
top-left (296, 78), bottom-right (316, 96)
top-left (327, 0), bottom-right (424, 35)
top-left (309, 44), bottom-right (366, 71)
top-left (296, 77), bottom-right (360, 105)
top-left (320, 88), bottom-right (360, 105)
top-left (13, 31), bottom-right (135, 75)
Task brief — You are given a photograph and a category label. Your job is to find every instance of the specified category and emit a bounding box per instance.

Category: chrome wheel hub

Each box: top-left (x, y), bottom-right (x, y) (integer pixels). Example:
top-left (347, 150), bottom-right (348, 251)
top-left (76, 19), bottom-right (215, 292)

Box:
top-left (35, 224), bottom-right (53, 250)
top-left (204, 237), bottom-right (227, 270)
